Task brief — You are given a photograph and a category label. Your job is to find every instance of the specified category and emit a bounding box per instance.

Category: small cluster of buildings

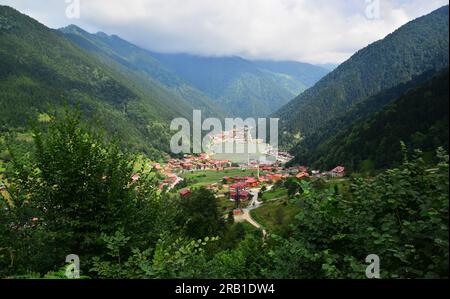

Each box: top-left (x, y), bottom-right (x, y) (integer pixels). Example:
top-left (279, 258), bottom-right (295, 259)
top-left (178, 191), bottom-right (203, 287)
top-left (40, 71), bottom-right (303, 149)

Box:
top-left (311, 166), bottom-right (346, 178)
top-left (177, 165), bottom-right (346, 199)
top-left (208, 127), bottom-right (260, 146)
top-left (139, 154), bottom-right (234, 191)
top-left (165, 154), bottom-right (232, 172)
top-left (134, 150), bottom-right (346, 199)
top-left (223, 177), bottom-right (258, 201)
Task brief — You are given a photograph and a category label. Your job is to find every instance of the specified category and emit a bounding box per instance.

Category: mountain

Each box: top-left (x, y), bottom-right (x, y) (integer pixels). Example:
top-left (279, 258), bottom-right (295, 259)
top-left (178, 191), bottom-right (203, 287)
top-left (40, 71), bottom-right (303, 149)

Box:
top-left (150, 53), bottom-right (329, 118)
top-left (0, 5), bottom-right (198, 159)
top-left (60, 25), bottom-right (330, 119)
top-left (290, 68), bottom-right (449, 171)
top-left (317, 63), bottom-right (340, 71)
top-left (0, 4), bottom-right (329, 162)
top-left (251, 60), bottom-right (330, 92)
top-left (274, 5), bottom-right (449, 146)
top-left (59, 25), bottom-right (225, 118)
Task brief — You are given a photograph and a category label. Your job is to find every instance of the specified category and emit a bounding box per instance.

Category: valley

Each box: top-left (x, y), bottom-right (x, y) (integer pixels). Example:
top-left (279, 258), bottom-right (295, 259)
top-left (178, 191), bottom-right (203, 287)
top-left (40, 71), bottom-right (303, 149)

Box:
top-left (0, 3), bottom-right (448, 281)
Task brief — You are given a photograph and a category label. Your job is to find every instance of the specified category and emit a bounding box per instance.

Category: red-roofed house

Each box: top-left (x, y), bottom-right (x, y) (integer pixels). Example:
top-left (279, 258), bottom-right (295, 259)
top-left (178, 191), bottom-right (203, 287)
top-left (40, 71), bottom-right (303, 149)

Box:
top-left (258, 176), bottom-right (268, 183)
top-left (296, 172), bottom-right (310, 180)
top-left (230, 182), bottom-right (248, 190)
top-left (330, 166), bottom-right (346, 178)
top-left (179, 188), bottom-right (192, 197)
top-left (233, 209), bottom-right (242, 216)
top-left (234, 176), bottom-right (247, 181)
top-left (267, 173), bottom-right (283, 182)
top-left (230, 190), bottom-right (250, 201)
top-left (182, 163), bottom-right (194, 170)
top-left (246, 177), bottom-right (259, 188)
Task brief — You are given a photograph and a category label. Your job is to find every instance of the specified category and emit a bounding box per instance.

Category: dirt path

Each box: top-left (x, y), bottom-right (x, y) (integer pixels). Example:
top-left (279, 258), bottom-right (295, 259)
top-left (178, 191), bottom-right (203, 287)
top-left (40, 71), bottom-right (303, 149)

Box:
top-left (234, 188), bottom-right (267, 237)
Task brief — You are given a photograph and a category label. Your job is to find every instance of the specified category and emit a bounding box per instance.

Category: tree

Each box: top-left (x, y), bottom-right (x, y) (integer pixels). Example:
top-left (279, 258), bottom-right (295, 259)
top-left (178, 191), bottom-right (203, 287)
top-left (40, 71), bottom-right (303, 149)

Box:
top-left (6, 110), bottom-right (163, 274)
top-left (267, 147), bottom-right (449, 279)
top-left (284, 177), bottom-right (302, 198)
top-left (178, 188), bottom-right (226, 239)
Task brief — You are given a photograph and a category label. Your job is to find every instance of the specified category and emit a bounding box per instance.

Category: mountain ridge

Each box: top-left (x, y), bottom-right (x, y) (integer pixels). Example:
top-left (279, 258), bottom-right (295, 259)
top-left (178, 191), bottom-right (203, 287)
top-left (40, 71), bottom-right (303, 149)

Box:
top-left (149, 52), bottom-right (329, 118)
top-left (290, 67), bottom-right (449, 170)
top-left (60, 24), bottom-right (330, 119)
top-left (274, 5), bottom-right (449, 146)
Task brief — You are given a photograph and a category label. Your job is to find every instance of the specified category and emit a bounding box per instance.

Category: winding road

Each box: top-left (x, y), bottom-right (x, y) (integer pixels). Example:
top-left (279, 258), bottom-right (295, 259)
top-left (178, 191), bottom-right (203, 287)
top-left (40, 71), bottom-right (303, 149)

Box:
top-left (233, 188), bottom-right (268, 237)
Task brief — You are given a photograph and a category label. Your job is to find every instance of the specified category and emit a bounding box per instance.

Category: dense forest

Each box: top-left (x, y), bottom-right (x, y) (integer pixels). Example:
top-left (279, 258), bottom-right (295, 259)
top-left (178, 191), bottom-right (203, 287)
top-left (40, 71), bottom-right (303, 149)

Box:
top-left (0, 111), bottom-right (448, 278)
top-left (0, 6), bottom-right (188, 159)
top-left (290, 68), bottom-right (449, 171)
top-left (274, 5), bottom-right (449, 148)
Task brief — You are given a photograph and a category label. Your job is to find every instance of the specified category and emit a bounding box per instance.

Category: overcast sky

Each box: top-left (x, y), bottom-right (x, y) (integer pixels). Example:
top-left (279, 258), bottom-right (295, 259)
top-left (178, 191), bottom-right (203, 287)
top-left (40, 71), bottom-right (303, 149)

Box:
top-left (1, 0), bottom-right (448, 64)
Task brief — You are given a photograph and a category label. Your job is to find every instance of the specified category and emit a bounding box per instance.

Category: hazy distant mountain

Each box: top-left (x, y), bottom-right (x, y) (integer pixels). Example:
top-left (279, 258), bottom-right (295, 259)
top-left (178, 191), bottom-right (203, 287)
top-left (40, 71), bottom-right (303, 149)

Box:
top-left (60, 25), bottom-right (226, 118)
top-left (150, 53), bottom-right (329, 118)
top-left (317, 63), bottom-right (340, 71)
top-left (60, 25), bottom-right (329, 119)
top-left (274, 5), bottom-right (449, 147)
top-left (250, 60), bottom-right (330, 91)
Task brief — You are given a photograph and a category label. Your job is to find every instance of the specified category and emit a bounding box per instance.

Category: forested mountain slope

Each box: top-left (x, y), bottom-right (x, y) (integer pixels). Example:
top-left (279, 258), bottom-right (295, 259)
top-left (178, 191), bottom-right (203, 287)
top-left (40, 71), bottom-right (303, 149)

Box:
top-left (151, 53), bottom-right (329, 118)
top-left (291, 68), bottom-right (449, 171)
top-left (60, 25), bottom-right (225, 118)
top-left (0, 6), bottom-right (192, 158)
top-left (60, 25), bottom-right (330, 119)
top-left (274, 5), bottom-right (449, 145)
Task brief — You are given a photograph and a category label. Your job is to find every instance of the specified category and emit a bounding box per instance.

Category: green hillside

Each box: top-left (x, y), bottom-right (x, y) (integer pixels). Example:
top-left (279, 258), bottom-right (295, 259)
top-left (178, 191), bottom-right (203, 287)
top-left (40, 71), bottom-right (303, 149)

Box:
top-left (60, 25), bottom-right (225, 118)
top-left (291, 68), bottom-right (449, 171)
top-left (59, 26), bottom-right (331, 119)
top-left (151, 53), bottom-right (329, 118)
top-left (0, 5), bottom-right (190, 159)
top-left (274, 6), bottom-right (449, 145)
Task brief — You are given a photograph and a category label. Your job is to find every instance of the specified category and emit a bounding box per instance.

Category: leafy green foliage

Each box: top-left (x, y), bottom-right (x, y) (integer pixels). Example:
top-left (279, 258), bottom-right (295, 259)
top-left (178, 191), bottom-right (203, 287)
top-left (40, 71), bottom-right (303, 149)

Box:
top-left (90, 233), bottom-right (219, 279)
top-left (0, 110), bottom-right (168, 277)
top-left (1, 113), bottom-right (448, 278)
top-left (267, 148), bottom-right (449, 278)
top-left (177, 188), bottom-right (226, 239)
top-left (0, 4), bottom-right (448, 281)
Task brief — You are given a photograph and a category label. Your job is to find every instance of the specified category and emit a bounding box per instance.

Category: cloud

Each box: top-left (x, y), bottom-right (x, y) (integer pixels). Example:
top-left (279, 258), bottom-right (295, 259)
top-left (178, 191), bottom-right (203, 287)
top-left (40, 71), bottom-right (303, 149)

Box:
top-left (1, 0), bottom-right (448, 63)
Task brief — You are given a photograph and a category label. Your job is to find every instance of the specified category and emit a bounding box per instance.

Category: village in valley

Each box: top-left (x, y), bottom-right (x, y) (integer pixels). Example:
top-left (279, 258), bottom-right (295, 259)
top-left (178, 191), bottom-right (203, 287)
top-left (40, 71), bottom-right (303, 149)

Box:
top-left (131, 128), bottom-right (347, 233)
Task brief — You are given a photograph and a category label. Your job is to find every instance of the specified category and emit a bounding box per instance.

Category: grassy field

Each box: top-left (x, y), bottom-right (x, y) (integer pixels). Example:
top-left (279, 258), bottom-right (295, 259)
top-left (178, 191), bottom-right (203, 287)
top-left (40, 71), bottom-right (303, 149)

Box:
top-left (182, 169), bottom-right (261, 188)
top-left (250, 200), bottom-right (301, 234)
top-left (261, 186), bottom-right (288, 201)
top-left (318, 177), bottom-right (351, 194)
